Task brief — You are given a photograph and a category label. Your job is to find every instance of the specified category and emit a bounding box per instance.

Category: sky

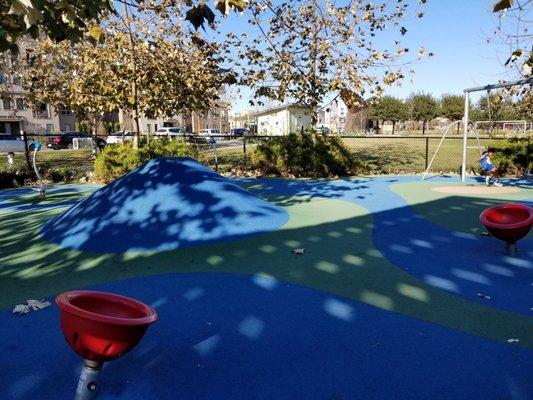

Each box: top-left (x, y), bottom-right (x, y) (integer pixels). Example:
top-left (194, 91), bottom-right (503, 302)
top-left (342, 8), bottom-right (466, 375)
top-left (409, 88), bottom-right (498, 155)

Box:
top-left (208, 0), bottom-right (522, 113)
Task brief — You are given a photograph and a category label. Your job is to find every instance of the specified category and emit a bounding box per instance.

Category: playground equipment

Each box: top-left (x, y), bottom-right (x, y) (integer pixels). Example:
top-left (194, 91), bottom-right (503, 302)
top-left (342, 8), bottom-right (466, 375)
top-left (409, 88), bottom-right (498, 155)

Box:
top-left (209, 136), bottom-right (218, 172)
top-left (56, 290), bottom-right (158, 400)
top-left (31, 142), bottom-right (46, 199)
top-left (421, 120), bottom-right (463, 180)
top-left (461, 77), bottom-right (533, 181)
top-left (425, 77), bottom-right (532, 181)
top-left (480, 203), bottom-right (533, 255)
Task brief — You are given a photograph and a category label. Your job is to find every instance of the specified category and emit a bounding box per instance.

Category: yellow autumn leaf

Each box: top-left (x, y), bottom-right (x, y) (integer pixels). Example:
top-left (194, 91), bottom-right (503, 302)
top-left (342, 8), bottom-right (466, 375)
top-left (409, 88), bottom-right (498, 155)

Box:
top-left (89, 26), bottom-right (104, 42)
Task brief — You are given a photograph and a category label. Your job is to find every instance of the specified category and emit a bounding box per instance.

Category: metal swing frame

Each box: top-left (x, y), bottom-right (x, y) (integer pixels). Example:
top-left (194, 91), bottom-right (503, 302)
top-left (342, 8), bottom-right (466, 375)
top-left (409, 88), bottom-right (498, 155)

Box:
top-left (460, 77), bottom-right (532, 181)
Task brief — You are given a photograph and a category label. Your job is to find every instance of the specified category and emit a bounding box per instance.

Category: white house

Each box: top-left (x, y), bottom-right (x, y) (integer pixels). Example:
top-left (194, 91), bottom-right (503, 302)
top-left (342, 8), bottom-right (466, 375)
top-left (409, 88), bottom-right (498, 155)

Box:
top-left (256, 104), bottom-right (312, 135)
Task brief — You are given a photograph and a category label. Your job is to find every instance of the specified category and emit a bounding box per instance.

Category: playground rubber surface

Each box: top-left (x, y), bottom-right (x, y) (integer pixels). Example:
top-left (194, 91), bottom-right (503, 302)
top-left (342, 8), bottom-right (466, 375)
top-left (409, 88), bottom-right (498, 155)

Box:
top-left (0, 164), bottom-right (532, 399)
top-left (431, 185), bottom-right (521, 195)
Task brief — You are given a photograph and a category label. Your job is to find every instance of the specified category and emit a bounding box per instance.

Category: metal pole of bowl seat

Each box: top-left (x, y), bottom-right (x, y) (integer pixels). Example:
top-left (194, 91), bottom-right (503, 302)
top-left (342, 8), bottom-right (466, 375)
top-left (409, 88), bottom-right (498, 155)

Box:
top-left (75, 360), bottom-right (103, 400)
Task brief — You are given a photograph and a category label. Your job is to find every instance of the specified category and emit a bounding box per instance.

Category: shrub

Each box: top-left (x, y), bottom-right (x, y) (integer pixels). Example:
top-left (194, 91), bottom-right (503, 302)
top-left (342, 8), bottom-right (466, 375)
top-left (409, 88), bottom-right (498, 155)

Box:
top-left (94, 142), bottom-right (141, 182)
top-left (0, 169), bottom-right (32, 189)
top-left (94, 139), bottom-right (198, 182)
top-left (138, 137), bottom-right (198, 163)
top-left (252, 132), bottom-right (365, 177)
top-left (43, 167), bottom-right (86, 183)
top-left (491, 139), bottom-right (532, 176)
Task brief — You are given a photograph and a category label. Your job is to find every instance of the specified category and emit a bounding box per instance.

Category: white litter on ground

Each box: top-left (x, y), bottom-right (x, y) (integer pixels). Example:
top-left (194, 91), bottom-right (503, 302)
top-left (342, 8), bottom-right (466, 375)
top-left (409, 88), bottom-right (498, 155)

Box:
top-left (12, 304), bottom-right (30, 315)
top-left (12, 299), bottom-right (51, 315)
top-left (507, 338), bottom-right (520, 343)
top-left (291, 248), bottom-right (305, 255)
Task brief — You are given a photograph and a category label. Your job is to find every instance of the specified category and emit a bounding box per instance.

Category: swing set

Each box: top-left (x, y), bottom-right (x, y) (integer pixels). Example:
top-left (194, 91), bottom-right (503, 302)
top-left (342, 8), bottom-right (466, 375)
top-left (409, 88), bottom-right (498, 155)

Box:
top-left (422, 77), bottom-right (532, 181)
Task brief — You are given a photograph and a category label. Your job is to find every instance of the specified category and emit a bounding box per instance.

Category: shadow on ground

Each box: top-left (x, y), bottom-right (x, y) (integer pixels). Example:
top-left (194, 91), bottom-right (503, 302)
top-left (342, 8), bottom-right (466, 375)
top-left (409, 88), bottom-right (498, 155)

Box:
top-left (1, 273), bottom-right (531, 400)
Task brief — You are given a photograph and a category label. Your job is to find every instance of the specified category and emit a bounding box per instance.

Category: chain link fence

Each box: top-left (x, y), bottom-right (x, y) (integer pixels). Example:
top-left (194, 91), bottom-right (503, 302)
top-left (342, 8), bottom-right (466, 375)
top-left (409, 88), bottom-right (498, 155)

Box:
top-left (0, 132), bottom-right (530, 187)
top-left (199, 134), bottom-right (531, 176)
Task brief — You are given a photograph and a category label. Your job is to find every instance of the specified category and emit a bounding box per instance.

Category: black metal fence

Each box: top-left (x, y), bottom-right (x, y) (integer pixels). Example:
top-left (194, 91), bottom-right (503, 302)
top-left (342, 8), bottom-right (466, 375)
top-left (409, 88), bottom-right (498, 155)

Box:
top-left (0, 132), bottom-right (530, 186)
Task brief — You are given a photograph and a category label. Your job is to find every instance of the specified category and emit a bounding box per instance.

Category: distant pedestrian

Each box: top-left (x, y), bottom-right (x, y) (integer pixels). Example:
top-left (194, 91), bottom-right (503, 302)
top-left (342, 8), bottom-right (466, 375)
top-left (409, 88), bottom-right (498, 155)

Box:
top-left (480, 147), bottom-right (502, 187)
top-left (7, 152), bottom-right (14, 169)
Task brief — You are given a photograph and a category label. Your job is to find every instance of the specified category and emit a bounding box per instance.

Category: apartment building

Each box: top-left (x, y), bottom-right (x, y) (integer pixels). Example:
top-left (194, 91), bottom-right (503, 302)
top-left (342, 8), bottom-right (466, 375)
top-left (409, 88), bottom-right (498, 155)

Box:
top-left (317, 99), bottom-right (348, 133)
top-left (229, 109), bottom-right (257, 132)
top-left (119, 105), bottom-right (230, 134)
top-left (0, 52), bottom-right (63, 135)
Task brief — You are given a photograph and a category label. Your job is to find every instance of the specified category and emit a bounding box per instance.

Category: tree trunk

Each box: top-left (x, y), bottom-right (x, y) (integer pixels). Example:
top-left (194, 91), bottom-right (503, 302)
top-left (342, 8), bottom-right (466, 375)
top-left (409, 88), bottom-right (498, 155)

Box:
top-left (309, 0), bottom-right (318, 137)
top-left (422, 121), bottom-right (426, 135)
top-left (392, 121), bottom-right (396, 135)
top-left (132, 105), bottom-right (140, 149)
top-left (91, 117), bottom-right (99, 156)
top-left (125, 4), bottom-right (140, 150)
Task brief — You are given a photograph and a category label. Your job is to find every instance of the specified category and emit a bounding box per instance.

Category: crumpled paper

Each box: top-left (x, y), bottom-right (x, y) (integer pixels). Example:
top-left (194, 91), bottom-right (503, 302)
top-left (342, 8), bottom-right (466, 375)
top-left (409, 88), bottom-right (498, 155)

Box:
top-left (12, 299), bottom-right (51, 315)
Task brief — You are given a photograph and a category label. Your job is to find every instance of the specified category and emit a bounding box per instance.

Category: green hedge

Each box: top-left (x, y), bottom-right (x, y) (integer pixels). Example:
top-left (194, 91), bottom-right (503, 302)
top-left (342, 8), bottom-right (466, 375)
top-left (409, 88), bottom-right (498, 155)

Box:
top-left (492, 138), bottom-right (532, 176)
top-left (94, 139), bottom-right (198, 182)
top-left (252, 132), bottom-right (366, 177)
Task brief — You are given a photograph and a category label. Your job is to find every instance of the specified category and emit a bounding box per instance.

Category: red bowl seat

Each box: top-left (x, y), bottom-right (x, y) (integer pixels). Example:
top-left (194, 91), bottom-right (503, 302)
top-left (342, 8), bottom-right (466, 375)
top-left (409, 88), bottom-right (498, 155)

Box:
top-left (480, 203), bottom-right (533, 244)
top-left (56, 291), bottom-right (158, 363)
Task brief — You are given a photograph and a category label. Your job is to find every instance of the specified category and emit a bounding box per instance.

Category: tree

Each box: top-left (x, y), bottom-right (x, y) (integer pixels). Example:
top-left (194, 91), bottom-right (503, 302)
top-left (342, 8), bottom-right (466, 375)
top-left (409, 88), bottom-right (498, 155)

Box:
top-left (488, 0), bottom-right (532, 78)
top-left (231, 0), bottom-right (431, 126)
top-left (0, 0), bottom-right (112, 52)
top-left (368, 96), bottom-right (407, 134)
top-left (440, 94), bottom-right (464, 133)
top-left (408, 92), bottom-right (439, 134)
top-left (516, 91), bottom-right (533, 121)
top-left (0, 0), bottom-right (248, 52)
top-left (22, 18), bottom-right (229, 148)
top-left (477, 92), bottom-right (519, 121)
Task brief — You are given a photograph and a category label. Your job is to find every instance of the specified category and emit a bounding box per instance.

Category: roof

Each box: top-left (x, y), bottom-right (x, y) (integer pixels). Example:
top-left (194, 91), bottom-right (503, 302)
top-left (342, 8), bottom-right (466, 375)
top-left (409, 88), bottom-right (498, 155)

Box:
top-left (254, 103), bottom-right (311, 117)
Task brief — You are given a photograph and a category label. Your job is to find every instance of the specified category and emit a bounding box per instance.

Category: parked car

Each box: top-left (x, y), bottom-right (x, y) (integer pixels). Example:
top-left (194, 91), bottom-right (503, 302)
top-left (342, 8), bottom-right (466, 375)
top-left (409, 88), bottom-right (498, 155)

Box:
top-left (154, 127), bottom-right (186, 137)
top-left (316, 126), bottom-right (331, 135)
top-left (46, 131), bottom-right (106, 150)
top-left (199, 129), bottom-right (221, 137)
top-left (106, 131), bottom-right (134, 144)
top-left (0, 135), bottom-right (37, 153)
top-left (229, 128), bottom-right (250, 137)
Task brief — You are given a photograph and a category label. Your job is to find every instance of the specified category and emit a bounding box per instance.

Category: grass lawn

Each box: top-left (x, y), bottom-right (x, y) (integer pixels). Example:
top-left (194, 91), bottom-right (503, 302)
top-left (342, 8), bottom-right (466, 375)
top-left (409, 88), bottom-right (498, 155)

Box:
top-left (1, 149), bottom-right (94, 173)
top-left (0, 135), bottom-right (525, 179)
top-left (199, 136), bottom-right (511, 175)
top-left (342, 137), bottom-right (504, 174)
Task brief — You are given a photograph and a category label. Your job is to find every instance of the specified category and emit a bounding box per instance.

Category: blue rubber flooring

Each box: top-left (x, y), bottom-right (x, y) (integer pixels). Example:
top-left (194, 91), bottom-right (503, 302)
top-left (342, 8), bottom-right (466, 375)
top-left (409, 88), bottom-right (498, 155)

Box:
top-left (1, 273), bottom-right (531, 400)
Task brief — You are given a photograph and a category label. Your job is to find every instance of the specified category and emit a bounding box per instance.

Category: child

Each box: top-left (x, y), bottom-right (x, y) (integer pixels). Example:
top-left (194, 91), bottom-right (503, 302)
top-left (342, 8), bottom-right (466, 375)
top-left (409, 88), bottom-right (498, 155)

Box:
top-left (480, 147), bottom-right (502, 187)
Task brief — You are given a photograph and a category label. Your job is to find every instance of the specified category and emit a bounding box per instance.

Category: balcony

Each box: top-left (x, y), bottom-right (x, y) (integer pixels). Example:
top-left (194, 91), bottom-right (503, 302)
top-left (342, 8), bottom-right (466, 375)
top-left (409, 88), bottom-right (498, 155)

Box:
top-left (33, 109), bottom-right (51, 119)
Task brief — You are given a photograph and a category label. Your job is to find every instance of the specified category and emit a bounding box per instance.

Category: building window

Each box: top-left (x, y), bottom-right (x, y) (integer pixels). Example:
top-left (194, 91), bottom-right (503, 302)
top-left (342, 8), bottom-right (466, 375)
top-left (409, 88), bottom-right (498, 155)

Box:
top-left (46, 124), bottom-right (53, 134)
top-left (64, 124), bottom-right (71, 132)
top-left (61, 109), bottom-right (72, 115)
top-left (154, 124), bottom-right (158, 131)
top-left (35, 103), bottom-right (49, 119)
top-left (15, 98), bottom-right (24, 110)
top-left (3, 98), bottom-right (11, 110)
top-left (147, 124), bottom-right (151, 133)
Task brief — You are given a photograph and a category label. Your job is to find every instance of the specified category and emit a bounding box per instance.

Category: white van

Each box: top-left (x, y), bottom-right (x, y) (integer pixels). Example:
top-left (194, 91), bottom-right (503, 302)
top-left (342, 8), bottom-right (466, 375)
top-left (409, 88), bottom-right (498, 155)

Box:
top-left (199, 129), bottom-right (221, 136)
top-left (155, 127), bottom-right (185, 137)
